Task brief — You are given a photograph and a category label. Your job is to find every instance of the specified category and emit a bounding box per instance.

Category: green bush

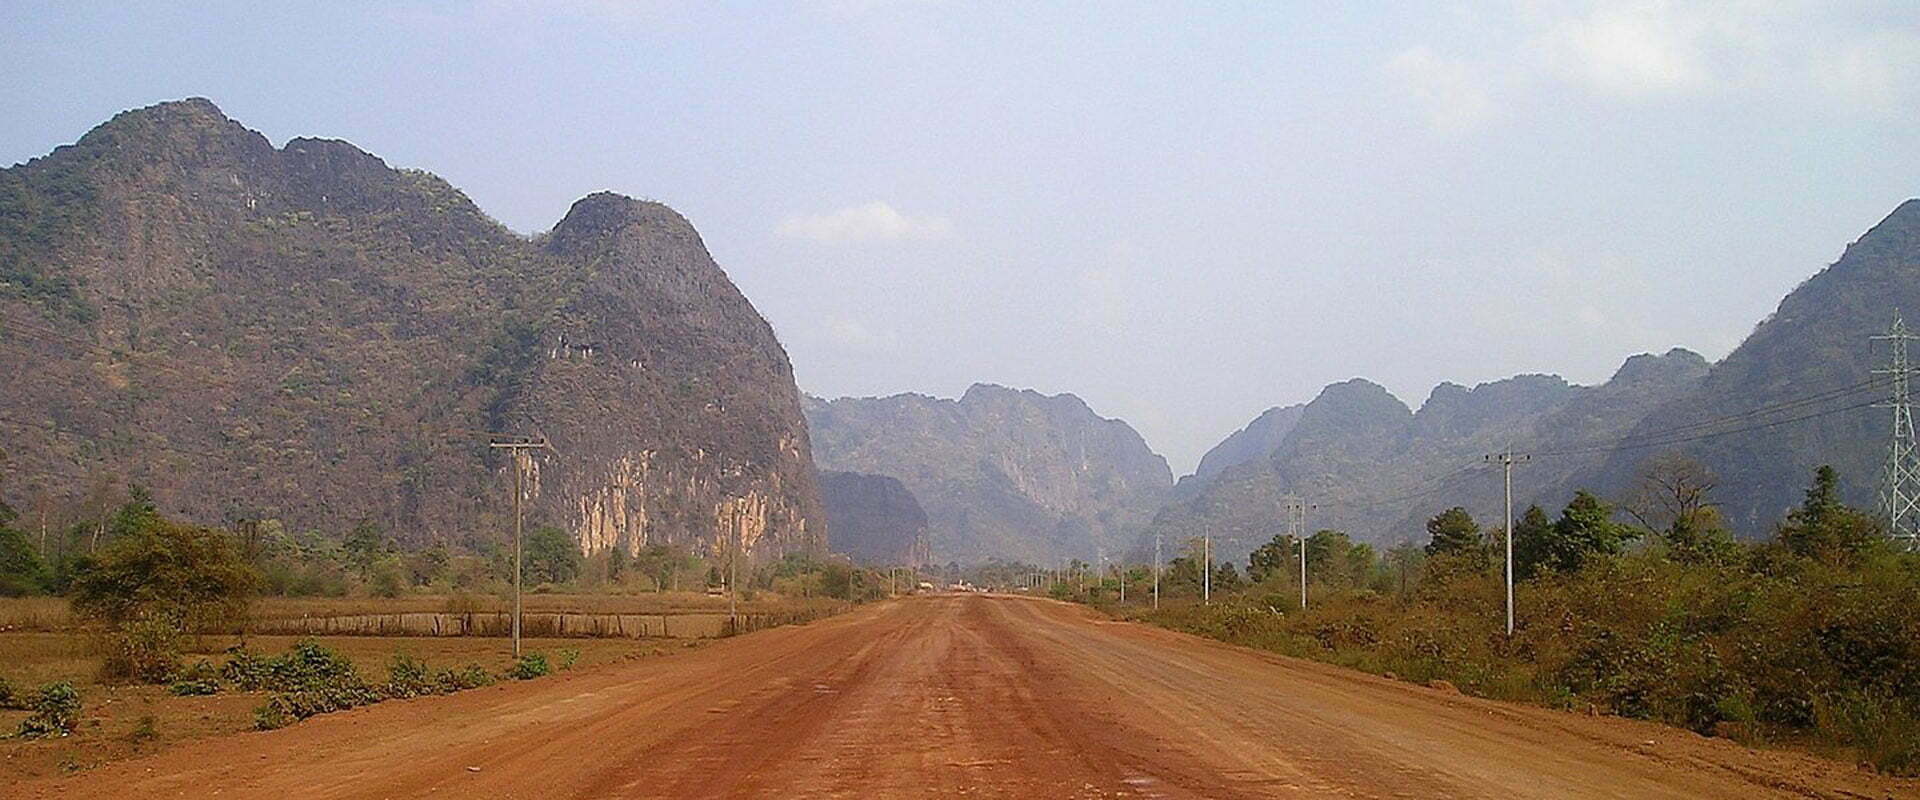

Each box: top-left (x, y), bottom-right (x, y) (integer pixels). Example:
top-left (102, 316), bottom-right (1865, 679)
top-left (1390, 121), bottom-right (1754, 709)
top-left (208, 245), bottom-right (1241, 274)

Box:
top-left (433, 663), bottom-right (495, 693)
top-left (16, 681), bottom-right (80, 738)
top-left (168, 678), bottom-right (220, 696)
top-left (0, 676), bottom-right (17, 710)
top-left (383, 653), bottom-right (435, 699)
top-left (504, 651), bottom-right (551, 680)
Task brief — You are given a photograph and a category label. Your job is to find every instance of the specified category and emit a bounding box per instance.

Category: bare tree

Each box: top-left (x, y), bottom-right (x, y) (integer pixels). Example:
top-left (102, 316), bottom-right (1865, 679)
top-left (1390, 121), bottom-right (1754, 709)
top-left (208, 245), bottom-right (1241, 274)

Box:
top-left (1623, 452), bottom-right (1719, 534)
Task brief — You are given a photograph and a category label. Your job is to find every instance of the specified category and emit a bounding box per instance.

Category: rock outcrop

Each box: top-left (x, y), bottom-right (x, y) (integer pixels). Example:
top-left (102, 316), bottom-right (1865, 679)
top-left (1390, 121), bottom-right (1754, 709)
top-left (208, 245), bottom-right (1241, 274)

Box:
top-left (0, 99), bottom-right (822, 559)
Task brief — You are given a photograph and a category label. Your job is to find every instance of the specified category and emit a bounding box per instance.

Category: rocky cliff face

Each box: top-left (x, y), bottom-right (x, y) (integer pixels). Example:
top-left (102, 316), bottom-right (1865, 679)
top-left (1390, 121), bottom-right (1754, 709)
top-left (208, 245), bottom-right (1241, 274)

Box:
top-left (804, 384), bottom-right (1173, 564)
top-left (819, 471), bottom-right (927, 565)
top-left (0, 99), bottom-right (822, 559)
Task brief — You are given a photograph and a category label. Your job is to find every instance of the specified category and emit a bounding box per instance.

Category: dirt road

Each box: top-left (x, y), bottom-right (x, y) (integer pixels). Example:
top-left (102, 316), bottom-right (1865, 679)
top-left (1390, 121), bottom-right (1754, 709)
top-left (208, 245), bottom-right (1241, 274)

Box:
top-left (12, 595), bottom-right (1913, 799)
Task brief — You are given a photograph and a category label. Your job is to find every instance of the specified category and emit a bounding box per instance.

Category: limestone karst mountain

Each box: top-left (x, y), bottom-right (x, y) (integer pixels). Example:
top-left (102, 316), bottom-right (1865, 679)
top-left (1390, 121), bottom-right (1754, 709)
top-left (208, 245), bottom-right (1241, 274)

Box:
top-left (818, 471), bottom-right (928, 566)
top-left (0, 98), bottom-right (822, 559)
top-left (1154, 350), bottom-right (1710, 560)
top-left (1593, 200), bottom-right (1920, 532)
top-left (804, 384), bottom-right (1173, 564)
top-left (1158, 201), bottom-right (1920, 558)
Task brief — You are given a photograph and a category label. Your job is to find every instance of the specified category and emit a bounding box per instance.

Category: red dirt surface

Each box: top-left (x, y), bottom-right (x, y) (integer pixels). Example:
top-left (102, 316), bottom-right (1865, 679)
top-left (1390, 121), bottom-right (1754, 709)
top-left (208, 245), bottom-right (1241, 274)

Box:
top-left (10, 594), bottom-right (1916, 799)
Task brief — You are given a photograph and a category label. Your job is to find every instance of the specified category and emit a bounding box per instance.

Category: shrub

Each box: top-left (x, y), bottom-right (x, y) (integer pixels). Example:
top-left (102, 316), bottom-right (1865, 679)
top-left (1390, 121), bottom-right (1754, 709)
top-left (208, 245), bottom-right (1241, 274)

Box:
top-left (384, 653), bottom-right (435, 699)
top-left (100, 614), bottom-right (183, 684)
top-left (16, 681), bottom-right (80, 738)
top-left (0, 676), bottom-right (17, 710)
top-left (68, 514), bottom-right (257, 631)
top-left (433, 663), bottom-right (495, 693)
top-left (168, 678), bottom-right (220, 696)
top-left (1816, 690), bottom-right (1920, 777)
top-left (557, 648), bottom-right (580, 671)
top-left (505, 651), bottom-right (551, 680)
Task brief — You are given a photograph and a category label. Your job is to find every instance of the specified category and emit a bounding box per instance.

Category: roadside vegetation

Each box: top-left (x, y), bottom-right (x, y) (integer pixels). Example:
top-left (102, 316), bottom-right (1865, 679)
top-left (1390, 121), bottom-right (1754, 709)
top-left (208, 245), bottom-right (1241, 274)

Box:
top-left (1051, 459), bottom-right (1920, 776)
top-left (0, 485), bottom-right (908, 777)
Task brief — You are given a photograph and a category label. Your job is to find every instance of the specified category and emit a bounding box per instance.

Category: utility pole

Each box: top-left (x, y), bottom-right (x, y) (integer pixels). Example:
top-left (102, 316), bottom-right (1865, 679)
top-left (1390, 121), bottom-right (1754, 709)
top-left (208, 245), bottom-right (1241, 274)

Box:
top-left (1152, 533), bottom-right (1161, 610)
top-left (1203, 533), bottom-right (1212, 604)
top-left (1486, 449), bottom-right (1528, 636)
top-left (1282, 496), bottom-right (1313, 610)
top-left (490, 435), bottom-right (550, 659)
top-left (1876, 313), bottom-right (1920, 550)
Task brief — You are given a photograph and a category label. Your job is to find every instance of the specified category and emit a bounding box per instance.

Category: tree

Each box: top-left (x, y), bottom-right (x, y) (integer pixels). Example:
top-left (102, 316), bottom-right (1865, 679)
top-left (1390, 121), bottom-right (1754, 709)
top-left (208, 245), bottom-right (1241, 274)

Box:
top-left (1509, 505), bottom-right (1555, 579)
top-left (1210, 561), bottom-right (1244, 592)
top-left (343, 520), bottom-right (387, 578)
top-left (69, 514), bottom-right (258, 630)
top-left (1305, 530), bottom-right (1372, 587)
top-left (1424, 507), bottom-right (1484, 563)
top-left (607, 546), bottom-right (627, 583)
top-left (1624, 453), bottom-right (1735, 563)
top-left (523, 526), bottom-right (582, 584)
top-left (1776, 465), bottom-right (1882, 563)
top-left (1531, 491), bottom-right (1635, 574)
top-left (0, 524), bottom-right (48, 596)
top-left (1247, 534), bottom-right (1294, 583)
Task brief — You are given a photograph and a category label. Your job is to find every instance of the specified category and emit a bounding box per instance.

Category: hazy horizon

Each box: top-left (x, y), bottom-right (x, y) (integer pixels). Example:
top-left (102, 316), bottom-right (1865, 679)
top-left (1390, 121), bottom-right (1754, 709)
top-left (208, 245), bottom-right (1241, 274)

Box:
top-left (6, 2), bottom-right (1917, 473)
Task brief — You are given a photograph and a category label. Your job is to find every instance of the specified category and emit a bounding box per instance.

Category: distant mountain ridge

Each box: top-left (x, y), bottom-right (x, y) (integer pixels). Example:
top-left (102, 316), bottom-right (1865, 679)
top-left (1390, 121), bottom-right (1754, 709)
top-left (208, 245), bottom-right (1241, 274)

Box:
top-left (804, 384), bottom-right (1173, 563)
top-left (0, 98), bottom-right (823, 559)
top-left (1159, 201), bottom-right (1920, 559)
top-left (1153, 349), bottom-right (1711, 560)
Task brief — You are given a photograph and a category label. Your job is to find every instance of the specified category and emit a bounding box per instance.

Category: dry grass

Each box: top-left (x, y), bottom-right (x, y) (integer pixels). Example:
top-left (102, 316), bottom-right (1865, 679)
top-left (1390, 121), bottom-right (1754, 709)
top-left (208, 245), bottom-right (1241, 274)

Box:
top-left (0, 592), bottom-right (846, 632)
top-left (0, 597), bottom-right (71, 631)
top-left (0, 630), bottom-right (699, 781)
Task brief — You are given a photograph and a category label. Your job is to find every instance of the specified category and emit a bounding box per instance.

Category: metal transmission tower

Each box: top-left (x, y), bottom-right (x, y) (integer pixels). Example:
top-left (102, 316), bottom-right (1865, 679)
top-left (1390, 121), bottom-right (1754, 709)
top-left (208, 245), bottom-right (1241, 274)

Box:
top-left (1875, 313), bottom-right (1920, 550)
top-left (1281, 496), bottom-right (1313, 609)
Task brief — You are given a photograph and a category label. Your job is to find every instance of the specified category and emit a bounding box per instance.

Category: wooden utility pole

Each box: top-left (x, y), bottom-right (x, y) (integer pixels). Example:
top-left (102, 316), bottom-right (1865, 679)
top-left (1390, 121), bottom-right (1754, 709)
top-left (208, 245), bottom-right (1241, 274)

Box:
top-left (490, 435), bottom-right (550, 658)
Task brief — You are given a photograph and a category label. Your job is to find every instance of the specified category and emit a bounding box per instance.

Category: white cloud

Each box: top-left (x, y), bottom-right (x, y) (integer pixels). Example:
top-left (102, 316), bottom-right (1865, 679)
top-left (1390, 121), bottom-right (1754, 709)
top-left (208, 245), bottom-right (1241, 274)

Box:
top-left (1812, 29), bottom-right (1920, 111)
top-left (776, 202), bottom-right (954, 243)
top-left (823, 315), bottom-right (891, 351)
top-left (1382, 45), bottom-right (1496, 133)
top-left (1536, 1), bottom-right (1711, 97)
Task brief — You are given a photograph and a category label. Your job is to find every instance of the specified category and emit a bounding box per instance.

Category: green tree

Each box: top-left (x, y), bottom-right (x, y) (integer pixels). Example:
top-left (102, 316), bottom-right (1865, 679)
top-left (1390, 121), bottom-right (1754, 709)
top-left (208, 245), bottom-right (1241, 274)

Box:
top-left (1530, 491), bottom-right (1634, 574)
top-left (0, 524), bottom-right (49, 596)
top-left (523, 526), bottom-right (582, 584)
top-left (1776, 465), bottom-right (1882, 564)
top-left (1247, 534), bottom-right (1294, 583)
top-left (607, 546), bottom-right (627, 583)
top-left (1305, 530), bottom-right (1372, 587)
top-left (1424, 507), bottom-right (1484, 562)
top-left (1509, 505), bottom-right (1555, 579)
top-left (343, 520), bottom-right (386, 577)
top-left (1210, 561), bottom-right (1244, 592)
top-left (69, 514), bottom-right (258, 630)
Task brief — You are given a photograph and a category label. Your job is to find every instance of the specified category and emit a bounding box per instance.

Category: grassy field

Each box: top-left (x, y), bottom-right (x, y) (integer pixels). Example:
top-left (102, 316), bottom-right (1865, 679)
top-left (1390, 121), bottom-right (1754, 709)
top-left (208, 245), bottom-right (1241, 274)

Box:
top-left (0, 630), bottom-right (701, 781)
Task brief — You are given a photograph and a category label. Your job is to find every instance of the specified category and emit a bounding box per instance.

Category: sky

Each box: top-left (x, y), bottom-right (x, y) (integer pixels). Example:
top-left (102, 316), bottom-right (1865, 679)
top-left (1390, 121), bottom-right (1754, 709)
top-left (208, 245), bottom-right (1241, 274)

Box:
top-left (4, 1), bottom-right (1918, 474)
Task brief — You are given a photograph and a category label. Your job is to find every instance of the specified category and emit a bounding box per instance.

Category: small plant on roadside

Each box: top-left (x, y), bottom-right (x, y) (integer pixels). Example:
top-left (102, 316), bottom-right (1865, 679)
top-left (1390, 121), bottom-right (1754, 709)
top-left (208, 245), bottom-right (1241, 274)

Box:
top-left (127, 714), bottom-right (158, 742)
top-left (433, 663), bottom-right (495, 693)
top-left (504, 651), bottom-right (551, 680)
top-left (16, 681), bottom-right (80, 738)
top-left (383, 652), bottom-right (435, 698)
top-left (0, 675), bottom-right (18, 709)
top-left (557, 648), bottom-right (580, 671)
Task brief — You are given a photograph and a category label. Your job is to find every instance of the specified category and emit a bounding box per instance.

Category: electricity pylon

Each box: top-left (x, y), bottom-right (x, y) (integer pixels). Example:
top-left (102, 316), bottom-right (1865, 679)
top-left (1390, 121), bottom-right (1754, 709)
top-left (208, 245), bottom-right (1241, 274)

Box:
top-left (1875, 313), bottom-right (1920, 550)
